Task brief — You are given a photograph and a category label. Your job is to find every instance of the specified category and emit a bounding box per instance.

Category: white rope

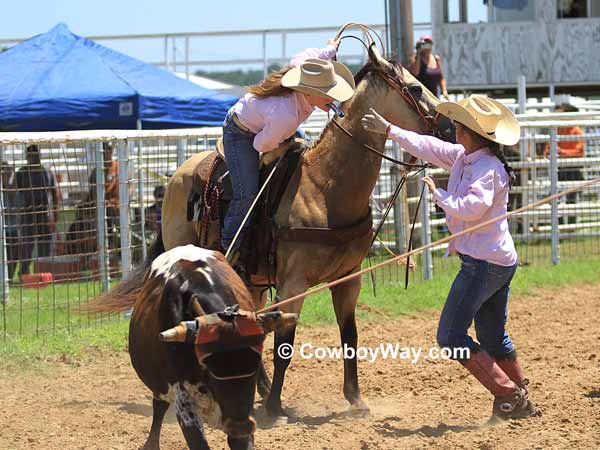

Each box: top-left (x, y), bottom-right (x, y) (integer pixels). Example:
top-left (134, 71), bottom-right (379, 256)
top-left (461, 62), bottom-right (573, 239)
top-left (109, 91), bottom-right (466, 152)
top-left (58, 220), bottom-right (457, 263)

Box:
top-left (225, 158), bottom-right (282, 260)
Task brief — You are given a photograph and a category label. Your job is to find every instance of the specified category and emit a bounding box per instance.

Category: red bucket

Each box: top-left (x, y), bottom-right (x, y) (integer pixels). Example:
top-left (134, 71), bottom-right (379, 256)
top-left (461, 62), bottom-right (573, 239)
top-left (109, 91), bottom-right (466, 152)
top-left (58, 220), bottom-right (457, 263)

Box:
top-left (20, 273), bottom-right (53, 288)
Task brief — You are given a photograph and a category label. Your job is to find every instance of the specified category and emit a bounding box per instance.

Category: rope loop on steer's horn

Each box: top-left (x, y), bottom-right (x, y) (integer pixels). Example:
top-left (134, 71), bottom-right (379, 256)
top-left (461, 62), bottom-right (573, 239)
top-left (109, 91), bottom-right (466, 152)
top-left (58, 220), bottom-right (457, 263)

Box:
top-left (159, 310), bottom-right (299, 343)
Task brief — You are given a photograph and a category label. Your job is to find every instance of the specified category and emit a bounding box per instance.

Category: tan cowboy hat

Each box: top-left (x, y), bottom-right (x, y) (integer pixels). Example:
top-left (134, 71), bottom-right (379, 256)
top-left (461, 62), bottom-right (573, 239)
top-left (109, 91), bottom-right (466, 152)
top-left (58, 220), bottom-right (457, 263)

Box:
top-left (436, 94), bottom-right (520, 146)
top-left (282, 58), bottom-right (356, 102)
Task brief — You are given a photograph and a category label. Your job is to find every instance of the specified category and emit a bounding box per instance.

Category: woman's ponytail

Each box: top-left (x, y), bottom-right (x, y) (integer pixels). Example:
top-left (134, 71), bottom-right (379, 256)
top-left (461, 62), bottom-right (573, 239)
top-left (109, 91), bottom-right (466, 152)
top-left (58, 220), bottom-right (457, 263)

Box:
top-left (490, 144), bottom-right (516, 189)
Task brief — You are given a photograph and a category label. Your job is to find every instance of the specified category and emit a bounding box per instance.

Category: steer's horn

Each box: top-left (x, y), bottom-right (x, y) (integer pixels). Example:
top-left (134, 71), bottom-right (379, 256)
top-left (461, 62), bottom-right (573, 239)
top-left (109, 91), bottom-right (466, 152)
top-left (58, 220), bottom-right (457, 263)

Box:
top-left (257, 312), bottom-right (299, 333)
top-left (159, 320), bottom-right (198, 343)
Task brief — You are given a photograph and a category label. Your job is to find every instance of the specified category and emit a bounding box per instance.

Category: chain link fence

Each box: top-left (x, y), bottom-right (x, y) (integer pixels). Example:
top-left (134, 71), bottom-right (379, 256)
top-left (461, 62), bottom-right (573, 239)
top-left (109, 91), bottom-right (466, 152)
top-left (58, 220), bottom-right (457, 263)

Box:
top-left (1, 111), bottom-right (599, 338)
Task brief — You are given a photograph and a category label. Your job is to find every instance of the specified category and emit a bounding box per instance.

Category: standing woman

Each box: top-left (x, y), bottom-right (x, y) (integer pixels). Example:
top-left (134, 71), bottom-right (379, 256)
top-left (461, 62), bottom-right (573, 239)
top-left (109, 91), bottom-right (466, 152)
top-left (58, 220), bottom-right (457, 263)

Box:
top-left (409, 35), bottom-right (449, 100)
top-left (221, 39), bottom-right (355, 257)
top-left (361, 95), bottom-right (539, 420)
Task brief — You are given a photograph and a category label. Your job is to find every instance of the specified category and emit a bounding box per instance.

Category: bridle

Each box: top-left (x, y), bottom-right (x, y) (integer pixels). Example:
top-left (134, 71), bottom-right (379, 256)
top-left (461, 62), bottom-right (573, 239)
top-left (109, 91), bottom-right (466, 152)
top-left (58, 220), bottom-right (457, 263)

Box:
top-left (330, 24), bottom-right (452, 287)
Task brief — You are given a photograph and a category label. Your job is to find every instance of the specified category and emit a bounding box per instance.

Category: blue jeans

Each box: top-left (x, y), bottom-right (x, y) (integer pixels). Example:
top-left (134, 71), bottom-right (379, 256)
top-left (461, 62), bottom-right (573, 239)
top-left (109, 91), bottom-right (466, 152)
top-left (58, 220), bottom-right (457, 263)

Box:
top-left (221, 112), bottom-right (259, 251)
top-left (436, 254), bottom-right (518, 358)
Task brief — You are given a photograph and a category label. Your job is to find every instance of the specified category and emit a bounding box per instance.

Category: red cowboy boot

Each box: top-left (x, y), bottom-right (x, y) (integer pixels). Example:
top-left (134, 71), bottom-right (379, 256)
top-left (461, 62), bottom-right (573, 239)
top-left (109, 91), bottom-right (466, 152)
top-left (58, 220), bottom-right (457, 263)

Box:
top-left (494, 352), bottom-right (540, 418)
top-left (494, 352), bottom-right (525, 386)
top-left (460, 350), bottom-right (535, 420)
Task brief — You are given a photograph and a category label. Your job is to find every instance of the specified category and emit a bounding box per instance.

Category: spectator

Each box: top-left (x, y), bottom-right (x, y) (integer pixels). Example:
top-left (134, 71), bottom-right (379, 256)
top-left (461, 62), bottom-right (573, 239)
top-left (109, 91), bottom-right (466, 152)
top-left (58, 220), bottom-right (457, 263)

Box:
top-left (409, 35), bottom-right (449, 100)
top-left (544, 103), bottom-right (585, 223)
top-left (1, 162), bottom-right (19, 280)
top-left (89, 142), bottom-right (120, 250)
top-left (145, 185), bottom-right (165, 234)
top-left (15, 145), bottom-right (61, 277)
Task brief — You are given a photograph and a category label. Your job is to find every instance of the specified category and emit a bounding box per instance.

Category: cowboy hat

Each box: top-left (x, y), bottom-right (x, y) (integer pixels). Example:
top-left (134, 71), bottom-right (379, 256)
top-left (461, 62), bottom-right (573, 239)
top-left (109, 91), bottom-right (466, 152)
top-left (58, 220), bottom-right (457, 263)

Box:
top-left (282, 58), bottom-right (355, 102)
top-left (436, 95), bottom-right (520, 146)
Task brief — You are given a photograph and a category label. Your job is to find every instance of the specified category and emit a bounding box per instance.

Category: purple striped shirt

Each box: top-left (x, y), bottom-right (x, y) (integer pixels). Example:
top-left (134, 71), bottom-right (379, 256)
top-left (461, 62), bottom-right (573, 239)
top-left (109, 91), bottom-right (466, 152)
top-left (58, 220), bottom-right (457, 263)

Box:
top-left (388, 126), bottom-right (517, 266)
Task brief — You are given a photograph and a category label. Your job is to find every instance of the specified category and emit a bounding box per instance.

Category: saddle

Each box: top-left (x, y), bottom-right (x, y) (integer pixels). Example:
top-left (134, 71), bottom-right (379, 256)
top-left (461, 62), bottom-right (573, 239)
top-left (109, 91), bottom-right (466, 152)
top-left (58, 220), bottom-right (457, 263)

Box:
top-left (186, 138), bottom-right (306, 280)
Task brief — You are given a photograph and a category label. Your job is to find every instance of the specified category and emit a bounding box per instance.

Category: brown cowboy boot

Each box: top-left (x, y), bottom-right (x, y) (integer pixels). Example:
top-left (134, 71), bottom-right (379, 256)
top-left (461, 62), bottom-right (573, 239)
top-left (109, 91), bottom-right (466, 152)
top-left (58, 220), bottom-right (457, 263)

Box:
top-left (460, 350), bottom-right (534, 420)
top-left (494, 351), bottom-right (540, 418)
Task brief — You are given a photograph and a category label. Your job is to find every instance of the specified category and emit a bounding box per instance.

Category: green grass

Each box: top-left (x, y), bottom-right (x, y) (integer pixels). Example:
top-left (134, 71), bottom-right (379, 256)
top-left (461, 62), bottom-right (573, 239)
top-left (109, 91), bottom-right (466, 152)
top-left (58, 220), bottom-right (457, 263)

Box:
top-left (2, 254), bottom-right (600, 370)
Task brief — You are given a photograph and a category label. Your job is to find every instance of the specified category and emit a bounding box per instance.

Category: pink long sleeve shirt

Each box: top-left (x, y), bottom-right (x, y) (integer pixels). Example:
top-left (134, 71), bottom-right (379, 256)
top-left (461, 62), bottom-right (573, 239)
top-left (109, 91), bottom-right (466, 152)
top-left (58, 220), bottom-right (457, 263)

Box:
top-left (388, 126), bottom-right (517, 267)
top-left (232, 45), bottom-right (337, 152)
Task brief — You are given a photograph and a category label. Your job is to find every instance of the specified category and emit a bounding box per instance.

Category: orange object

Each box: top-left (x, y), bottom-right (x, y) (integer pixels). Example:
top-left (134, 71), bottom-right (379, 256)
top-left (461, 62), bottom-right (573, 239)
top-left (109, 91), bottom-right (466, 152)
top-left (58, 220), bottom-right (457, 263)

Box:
top-left (20, 272), bottom-right (53, 288)
top-left (544, 126), bottom-right (585, 158)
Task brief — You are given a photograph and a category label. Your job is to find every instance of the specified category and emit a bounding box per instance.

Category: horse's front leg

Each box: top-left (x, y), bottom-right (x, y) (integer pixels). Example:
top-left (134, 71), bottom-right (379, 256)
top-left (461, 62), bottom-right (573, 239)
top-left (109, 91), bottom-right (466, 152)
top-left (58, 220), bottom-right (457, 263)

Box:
top-left (248, 286), bottom-right (272, 399)
top-left (330, 267), bottom-right (370, 415)
top-left (265, 277), bottom-right (308, 425)
top-left (227, 435), bottom-right (254, 450)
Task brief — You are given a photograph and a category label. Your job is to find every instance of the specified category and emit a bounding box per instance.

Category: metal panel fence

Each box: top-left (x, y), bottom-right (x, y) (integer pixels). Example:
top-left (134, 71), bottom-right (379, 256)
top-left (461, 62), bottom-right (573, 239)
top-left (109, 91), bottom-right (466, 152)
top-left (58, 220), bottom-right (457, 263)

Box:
top-left (1, 112), bottom-right (599, 338)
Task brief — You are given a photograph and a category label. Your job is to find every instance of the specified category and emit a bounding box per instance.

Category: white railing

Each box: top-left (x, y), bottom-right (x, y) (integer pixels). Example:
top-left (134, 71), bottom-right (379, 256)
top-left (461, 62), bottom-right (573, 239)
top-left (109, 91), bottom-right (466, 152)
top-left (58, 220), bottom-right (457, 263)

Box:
top-left (0, 23), bottom-right (431, 78)
top-left (1, 110), bottom-right (599, 294)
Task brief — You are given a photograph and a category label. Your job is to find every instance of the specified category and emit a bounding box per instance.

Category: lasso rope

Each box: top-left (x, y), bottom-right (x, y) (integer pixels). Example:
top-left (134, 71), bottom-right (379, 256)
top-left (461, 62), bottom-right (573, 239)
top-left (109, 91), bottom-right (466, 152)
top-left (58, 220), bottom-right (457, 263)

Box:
top-left (256, 177), bottom-right (600, 314)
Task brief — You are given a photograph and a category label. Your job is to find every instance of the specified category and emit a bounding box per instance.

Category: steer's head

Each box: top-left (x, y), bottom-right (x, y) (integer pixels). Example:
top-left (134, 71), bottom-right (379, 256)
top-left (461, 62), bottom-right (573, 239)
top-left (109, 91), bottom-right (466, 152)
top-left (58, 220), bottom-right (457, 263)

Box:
top-left (152, 245), bottom-right (297, 438)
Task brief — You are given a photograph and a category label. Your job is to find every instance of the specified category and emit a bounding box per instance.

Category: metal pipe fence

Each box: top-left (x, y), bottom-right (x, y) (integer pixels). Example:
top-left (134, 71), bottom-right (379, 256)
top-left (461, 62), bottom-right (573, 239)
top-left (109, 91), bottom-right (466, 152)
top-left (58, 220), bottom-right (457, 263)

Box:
top-left (1, 112), bottom-right (600, 338)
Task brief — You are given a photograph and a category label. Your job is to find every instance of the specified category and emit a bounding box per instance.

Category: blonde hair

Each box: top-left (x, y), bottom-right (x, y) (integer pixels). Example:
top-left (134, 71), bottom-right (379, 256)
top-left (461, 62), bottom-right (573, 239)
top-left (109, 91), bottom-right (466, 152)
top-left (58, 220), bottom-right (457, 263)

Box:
top-left (247, 67), bottom-right (294, 98)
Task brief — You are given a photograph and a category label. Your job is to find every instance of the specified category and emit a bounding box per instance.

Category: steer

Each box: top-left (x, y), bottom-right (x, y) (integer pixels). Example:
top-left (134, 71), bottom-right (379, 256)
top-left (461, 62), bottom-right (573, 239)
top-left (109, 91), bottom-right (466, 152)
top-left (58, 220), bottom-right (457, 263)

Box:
top-left (129, 245), bottom-right (296, 450)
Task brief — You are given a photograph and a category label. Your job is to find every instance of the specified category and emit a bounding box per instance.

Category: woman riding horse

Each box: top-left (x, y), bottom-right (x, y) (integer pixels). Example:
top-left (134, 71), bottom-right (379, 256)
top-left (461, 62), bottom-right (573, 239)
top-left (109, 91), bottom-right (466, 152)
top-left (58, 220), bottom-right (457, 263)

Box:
top-left (362, 95), bottom-right (540, 420)
top-left (220, 38), bottom-right (355, 260)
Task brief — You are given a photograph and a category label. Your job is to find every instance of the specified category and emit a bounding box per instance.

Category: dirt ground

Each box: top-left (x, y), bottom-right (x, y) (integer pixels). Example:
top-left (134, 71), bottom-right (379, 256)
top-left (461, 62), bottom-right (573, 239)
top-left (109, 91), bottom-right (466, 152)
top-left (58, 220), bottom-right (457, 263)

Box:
top-left (1, 283), bottom-right (599, 450)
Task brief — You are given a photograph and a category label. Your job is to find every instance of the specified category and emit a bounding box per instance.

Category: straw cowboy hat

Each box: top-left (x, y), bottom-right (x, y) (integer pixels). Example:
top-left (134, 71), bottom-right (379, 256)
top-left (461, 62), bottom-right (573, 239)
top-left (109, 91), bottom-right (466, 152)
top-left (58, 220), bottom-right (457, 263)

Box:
top-left (436, 94), bottom-right (520, 146)
top-left (282, 58), bottom-right (356, 102)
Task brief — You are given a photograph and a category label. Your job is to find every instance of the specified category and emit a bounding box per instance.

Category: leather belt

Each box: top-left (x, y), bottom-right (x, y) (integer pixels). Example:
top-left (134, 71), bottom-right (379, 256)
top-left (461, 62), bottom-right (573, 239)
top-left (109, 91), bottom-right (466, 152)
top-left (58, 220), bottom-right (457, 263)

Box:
top-left (232, 114), bottom-right (253, 134)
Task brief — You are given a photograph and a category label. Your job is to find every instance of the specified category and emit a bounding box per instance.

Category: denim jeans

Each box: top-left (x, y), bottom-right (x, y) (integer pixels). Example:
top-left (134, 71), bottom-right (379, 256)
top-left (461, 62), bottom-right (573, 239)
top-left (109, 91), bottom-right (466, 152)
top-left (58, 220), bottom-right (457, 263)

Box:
top-left (221, 112), bottom-right (259, 251)
top-left (436, 253), bottom-right (518, 358)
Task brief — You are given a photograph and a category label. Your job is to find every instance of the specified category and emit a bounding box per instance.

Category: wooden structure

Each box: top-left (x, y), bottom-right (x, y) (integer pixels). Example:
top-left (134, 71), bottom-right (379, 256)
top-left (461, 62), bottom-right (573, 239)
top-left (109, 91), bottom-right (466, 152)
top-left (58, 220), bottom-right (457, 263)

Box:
top-left (431, 0), bottom-right (600, 94)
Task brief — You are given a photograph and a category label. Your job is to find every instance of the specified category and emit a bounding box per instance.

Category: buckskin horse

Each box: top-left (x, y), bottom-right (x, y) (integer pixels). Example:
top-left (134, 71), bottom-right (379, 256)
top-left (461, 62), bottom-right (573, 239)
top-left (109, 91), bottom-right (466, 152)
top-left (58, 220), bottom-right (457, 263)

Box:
top-left (93, 32), bottom-right (453, 424)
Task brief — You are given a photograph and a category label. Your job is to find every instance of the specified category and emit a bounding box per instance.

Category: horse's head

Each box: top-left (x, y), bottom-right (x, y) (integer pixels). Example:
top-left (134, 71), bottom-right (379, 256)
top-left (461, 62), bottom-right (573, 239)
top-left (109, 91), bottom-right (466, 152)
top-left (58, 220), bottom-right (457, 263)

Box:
top-left (353, 45), bottom-right (455, 142)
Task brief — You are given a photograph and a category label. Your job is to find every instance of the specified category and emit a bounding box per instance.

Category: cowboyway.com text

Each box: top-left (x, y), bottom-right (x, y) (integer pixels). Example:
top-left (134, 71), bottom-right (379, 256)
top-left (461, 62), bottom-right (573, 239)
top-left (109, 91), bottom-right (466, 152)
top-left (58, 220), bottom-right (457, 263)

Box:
top-left (276, 343), bottom-right (470, 364)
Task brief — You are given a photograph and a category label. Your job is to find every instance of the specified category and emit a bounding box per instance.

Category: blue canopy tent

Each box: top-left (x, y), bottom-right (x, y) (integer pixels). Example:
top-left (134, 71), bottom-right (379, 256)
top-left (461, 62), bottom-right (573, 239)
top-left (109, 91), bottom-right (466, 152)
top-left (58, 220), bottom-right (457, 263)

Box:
top-left (0, 23), bottom-right (238, 131)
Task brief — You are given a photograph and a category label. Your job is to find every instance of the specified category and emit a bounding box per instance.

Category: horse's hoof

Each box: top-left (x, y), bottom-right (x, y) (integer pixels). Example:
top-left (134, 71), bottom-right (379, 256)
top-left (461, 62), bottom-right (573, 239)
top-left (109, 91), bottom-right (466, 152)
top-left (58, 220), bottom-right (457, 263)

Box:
top-left (270, 415), bottom-right (289, 427)
top-left (265, 403), bottom-right (289, 426)
top-left (348, 399), bottom-right (370, 417)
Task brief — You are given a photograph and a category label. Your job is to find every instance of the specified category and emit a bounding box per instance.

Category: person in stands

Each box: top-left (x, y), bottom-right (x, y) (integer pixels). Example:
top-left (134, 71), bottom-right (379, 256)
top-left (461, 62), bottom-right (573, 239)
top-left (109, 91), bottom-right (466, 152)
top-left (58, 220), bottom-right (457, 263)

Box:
top-left (409, 35), bottom-right (449, 100)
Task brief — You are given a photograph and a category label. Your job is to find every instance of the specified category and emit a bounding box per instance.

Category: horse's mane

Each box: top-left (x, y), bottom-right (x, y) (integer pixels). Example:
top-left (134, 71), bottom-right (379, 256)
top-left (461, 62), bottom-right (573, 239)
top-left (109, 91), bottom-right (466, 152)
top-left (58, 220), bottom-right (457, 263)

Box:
top-left (305, 56), bottom-right (443, 156)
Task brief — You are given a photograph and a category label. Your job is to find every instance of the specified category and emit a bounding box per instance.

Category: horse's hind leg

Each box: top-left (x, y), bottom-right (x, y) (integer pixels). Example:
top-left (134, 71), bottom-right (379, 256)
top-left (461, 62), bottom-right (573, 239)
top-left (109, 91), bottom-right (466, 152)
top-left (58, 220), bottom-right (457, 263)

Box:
top-left (141, 397), bottom-right (170, 450)
top-left (174, 385), bottom-right (211, 450)
top-left (330, 267), bottom-right (370, 414)
top-left (256, 360), bottom-right (272, 399)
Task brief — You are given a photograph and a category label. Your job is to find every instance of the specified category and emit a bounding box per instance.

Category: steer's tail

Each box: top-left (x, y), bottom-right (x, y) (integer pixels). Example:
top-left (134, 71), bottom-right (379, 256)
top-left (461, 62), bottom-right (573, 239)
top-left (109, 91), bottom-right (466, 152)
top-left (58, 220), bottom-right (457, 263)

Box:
top-left (86, 231), bottom-right (165, 313)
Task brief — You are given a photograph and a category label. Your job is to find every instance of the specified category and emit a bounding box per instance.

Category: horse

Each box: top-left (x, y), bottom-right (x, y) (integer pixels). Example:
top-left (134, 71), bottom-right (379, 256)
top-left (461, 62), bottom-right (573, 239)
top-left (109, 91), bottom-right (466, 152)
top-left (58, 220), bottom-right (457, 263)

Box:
top-left (93, 44), bottom-right (451, 424)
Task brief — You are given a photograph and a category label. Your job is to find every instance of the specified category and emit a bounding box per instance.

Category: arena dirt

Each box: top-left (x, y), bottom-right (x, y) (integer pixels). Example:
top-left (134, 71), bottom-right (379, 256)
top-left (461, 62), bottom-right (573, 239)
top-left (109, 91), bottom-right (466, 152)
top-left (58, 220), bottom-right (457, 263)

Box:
top-left (1, 283), bottom-right (599, 450)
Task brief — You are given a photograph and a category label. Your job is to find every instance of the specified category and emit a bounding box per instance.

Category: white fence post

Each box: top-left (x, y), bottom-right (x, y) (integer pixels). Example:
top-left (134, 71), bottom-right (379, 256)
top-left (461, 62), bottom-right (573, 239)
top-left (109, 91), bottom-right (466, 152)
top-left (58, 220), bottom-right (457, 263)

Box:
top-left (262, 32), bottom-right (268, 78)
top-left (136, 139), bottom-right (147, 262)
top-left (0, 144), bottom-right (8, 301)
top-left (420, 170), bottom-right (433, 280)
top-left (518, 75), bottom-right (527, 114)
top-left (391, 165), bottom-right (408, 253)
top-left (118, 140), bottom-right (132, 278)
top-left (176, 138), bottom-right (187, 167)
top-left (549, 126), bottom-right (560, 265)
top-left (95, 143), bottom-right (109, 291)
